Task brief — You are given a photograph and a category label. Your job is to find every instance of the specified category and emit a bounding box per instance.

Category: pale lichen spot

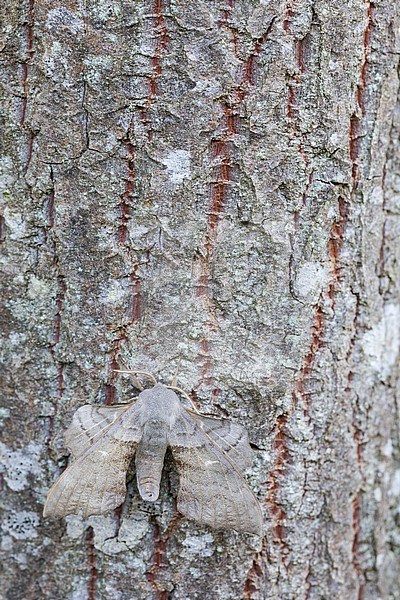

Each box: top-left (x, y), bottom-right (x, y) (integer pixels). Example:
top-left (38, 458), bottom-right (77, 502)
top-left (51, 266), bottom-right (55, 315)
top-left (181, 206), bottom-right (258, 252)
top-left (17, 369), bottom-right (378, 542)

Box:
top-left (0, 156), bottom-right (16, 201)
top-left (162, 150), bottom-right (191, 185)
top-left (93, 0), bottom-right (122, 23)
top-left (0, 441), bottom-right (43, 492)
top-left (192, 79), bottom-right (223, 97)
top-left (99, 279), bottom-right (129, 306)
top-left (382, 439), bottom-right (393, 458)
top-left (362, 303), bottom-right (400, 378)
top-left (3, 208), bottom-right (26, 240)
top-left (390, 470), bottom-right (400, 497)
top-left (370, 185), bottom-right (384, 206)
top-left (46, 8), bottom-right (84, 35)
top-left (0, 407), bottom-right (10, 427)
top-left (183, 533), bottom-right (215, 557)
top-left (295, 261), bottom-right (327, 303)
top-left (27, 275), bottom-right (51, 300)
top-left (116, 516), bottom-right (151, 552)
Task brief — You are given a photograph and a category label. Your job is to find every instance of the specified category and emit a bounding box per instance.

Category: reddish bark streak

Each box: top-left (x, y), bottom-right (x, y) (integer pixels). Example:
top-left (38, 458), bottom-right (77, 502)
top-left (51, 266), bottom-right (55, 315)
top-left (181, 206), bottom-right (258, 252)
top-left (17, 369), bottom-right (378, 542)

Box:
top-left (106, 125), bottom-right (141, 400)
top-left (296, 38), bottom-right (305, 73)
top-left (146, 523), bottom-right (166, 580)
top-left (268, 415), bottom-right (290, 545)
top-left (327, 197), bottom-right (349, 307)
top-left (86, 527), bottom-right (97, 600)
top-left (294, 306), bottom-right (324, 413)
top-left (243, 414), bottom-right (290, 596)
top-left (239, 28), bottom-right (273, 95)
top-left (149, 0), bottom-right (167, 101)
top-left (349, 114), bottom-right (361, 180)
top-left (195, 108), bottom-right (232, 385)
top-left (244, 39), bottom-right (260, 87)
top-left (146, 514), bottom-right (181, 598)
top-left (287, 85), bottom-right (296, 120)
top-left (195, 23), bottom-right (275, 387)
top-left (57, 366), bottom-right (64, 399)
top-left (218, 0), bottom-right (239, 55)
top-left (359, 5), bottom-right (372, 110)
top-left (283, 3), bottom-right (294, 32)
top-left (113, 503), bottom-right (125, 536)
top-left (296, 197), bottom-right (349, 411)
top-left (141, 2), bottom-right (168, 138)
top-left (102, 384), bottom-right (116, 406)
top-left (140, 0), bottom-right (168, 141)
top-left (243, 551), bottom-right (264, 598)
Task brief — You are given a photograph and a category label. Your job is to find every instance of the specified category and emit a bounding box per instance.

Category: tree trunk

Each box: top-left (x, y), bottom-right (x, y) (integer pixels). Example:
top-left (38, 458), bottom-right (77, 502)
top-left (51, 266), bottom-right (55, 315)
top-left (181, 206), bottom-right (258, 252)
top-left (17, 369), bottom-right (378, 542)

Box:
top-left (1, 0), bottom-right (400, 598)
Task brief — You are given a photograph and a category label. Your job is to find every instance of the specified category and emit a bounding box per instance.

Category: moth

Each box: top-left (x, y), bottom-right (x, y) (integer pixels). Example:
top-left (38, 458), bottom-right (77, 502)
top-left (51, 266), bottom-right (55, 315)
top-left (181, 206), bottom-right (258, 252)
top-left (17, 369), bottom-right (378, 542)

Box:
top-left (43, 372), bottom-right (263, 535)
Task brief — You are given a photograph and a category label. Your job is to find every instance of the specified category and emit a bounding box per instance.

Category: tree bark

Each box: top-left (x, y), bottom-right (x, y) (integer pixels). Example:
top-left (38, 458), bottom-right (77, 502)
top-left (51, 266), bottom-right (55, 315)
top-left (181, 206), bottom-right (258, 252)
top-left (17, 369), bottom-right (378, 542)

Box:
top-left (1, 0), bottom-right (400, 599)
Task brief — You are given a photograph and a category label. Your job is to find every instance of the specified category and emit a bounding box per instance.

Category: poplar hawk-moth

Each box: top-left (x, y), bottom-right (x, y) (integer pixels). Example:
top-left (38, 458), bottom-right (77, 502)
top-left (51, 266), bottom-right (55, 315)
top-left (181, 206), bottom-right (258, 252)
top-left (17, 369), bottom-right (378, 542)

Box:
top-left (43, 380), bottom-right (263, 535)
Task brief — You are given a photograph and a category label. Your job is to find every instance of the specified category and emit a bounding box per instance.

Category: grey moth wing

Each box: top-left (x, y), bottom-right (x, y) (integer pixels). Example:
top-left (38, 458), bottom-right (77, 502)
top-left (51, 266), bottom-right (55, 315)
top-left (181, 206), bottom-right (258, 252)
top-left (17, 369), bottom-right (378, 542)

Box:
top-left (43, 403), bottom-right (142, 518)
top-left (184, 410), bottom-right (253, 470)
top-left (169, 409), bottom-right (263, 535)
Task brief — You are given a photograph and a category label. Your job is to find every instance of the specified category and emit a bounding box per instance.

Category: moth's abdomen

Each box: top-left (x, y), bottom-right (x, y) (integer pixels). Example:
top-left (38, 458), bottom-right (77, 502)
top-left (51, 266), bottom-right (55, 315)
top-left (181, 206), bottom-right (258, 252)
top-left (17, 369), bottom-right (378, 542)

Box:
top-left (135, 421), bottom-right (168, 502)
top-left (136, 473), bottom-right (160, 501)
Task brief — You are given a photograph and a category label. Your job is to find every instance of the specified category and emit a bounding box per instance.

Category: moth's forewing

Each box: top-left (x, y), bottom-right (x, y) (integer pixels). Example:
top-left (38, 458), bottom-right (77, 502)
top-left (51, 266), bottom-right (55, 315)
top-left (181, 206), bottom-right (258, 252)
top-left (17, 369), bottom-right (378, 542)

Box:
top-left (43, 402), bottom-right (142, 518)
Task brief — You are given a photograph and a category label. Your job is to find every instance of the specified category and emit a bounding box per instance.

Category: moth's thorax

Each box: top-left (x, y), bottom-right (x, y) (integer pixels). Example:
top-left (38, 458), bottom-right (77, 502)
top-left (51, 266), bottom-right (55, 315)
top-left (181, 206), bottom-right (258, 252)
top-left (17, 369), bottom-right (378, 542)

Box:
top-left (136, 383), bottom-right (181, 427)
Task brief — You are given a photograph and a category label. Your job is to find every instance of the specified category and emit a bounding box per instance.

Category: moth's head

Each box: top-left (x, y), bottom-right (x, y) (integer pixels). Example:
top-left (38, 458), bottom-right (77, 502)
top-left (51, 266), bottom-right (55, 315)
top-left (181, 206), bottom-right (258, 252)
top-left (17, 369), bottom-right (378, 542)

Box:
top-left (137, 383), bottom-right (181, 421)
top-left (139, 382), bottom-right (179, 398)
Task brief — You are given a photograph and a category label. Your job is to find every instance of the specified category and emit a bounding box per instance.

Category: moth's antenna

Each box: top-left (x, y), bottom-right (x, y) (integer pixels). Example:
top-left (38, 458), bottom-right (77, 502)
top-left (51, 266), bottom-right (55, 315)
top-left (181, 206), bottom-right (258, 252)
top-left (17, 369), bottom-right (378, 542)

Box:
top-left (168, 385), bottom-right (200, 414)
top-left (114, 370), bottom-right (158, 388)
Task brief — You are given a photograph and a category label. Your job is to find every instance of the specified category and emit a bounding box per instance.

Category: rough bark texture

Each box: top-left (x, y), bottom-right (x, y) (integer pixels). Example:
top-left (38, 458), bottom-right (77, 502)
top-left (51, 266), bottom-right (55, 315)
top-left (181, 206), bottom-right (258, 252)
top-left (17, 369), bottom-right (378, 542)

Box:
top-left (1, 0), bottom-right (400, 599)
